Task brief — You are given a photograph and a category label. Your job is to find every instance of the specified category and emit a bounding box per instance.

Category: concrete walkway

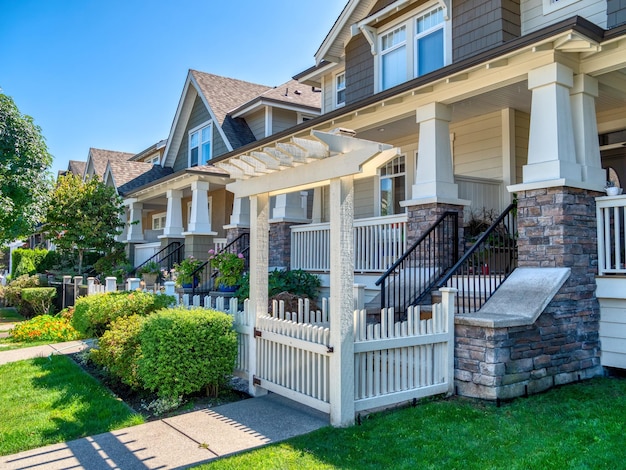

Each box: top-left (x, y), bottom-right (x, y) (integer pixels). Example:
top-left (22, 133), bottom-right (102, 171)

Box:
top-left (0, 343), bottom-right (330, 469)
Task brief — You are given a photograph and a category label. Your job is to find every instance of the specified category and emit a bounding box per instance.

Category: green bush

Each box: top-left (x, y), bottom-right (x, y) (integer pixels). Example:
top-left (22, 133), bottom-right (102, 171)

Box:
top-left (236, 269), bottom-right (321, 302)
top-left (21, 287), bottom-right (56, 316)
top-left (72, 291), bottom-right (175, 337)
top-left (91, 314), bottom-right (144, 389)
top-left (9, 314), bottom-right (81, 342)
top-left (137, 308), bottom-right (237, 399)
top-left (1, 274), bottom-right (40, 317)
top-left (11, 248), bottom-right (49, 277)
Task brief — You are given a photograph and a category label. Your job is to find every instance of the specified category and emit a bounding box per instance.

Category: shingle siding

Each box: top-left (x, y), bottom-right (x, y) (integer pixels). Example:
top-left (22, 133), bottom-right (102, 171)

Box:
top-left (453, 0), bottom-right (521, 62)
top-left (345, 34), bottom-right (375, 105)
top-left (608, 0), bottom-right (626, 27)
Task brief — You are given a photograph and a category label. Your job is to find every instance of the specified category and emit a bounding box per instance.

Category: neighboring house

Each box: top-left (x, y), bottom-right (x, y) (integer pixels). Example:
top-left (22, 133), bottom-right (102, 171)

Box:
top-left (83, 148), bottom-right (135, 180)
top-left (117, 69), bottom-right (322, 266)
top-left (208, 0), bottom-right (626, 408)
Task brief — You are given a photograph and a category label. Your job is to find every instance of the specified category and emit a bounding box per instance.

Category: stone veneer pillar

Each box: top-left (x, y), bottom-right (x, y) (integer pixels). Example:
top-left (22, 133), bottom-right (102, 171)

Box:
top-left (268, 221), bottom-right (308, 269)
top-left (454, 187), bottom-right (603, 400)
top-left (405, 203), bottom-right (465, 255)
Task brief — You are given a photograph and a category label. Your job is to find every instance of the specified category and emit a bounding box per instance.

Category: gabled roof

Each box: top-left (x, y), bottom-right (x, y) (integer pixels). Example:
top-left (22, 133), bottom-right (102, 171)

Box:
top-left (104, 159), bottom-right (174, 196)
top-left (85, 148), bottom-right (135, 179)
top-left (162, 70), bottom-right (272, 168)
top-left (230, 79), bottom-right (321, 117)
top-left (67, 160), bottom-right (86, 176)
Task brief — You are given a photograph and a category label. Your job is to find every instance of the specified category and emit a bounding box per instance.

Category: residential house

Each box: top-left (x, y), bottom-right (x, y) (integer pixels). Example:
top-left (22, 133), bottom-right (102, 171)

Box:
top-left (116, 70), bottom-right (322, 266)
top-left (207, 0), bottom-right (626, 418)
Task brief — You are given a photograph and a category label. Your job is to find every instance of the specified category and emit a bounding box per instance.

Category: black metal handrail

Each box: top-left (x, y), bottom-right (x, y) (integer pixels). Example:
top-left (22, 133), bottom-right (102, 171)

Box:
top-left (375, 211), bottom-right (458, 318)
top-left (191, 233), bottom-right (250, 298)
top-left (436, 203), bottom-right (517, 314)
top-left (132, 241), bottom-right (184, 275)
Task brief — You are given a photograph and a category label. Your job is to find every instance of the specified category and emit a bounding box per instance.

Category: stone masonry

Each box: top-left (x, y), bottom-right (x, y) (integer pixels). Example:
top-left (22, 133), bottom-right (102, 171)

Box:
top-left (454, 187), bottom-right (603, 400)
top-left (406, 202), bottom-right (465, 256)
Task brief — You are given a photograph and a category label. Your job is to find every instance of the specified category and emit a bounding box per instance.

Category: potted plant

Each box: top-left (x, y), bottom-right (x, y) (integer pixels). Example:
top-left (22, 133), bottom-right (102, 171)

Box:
top-left (137, 260), bottom-right (161, 286)
top-left (209, 250), bottom-right (245, 292)
top-left (173, 256), bottom-right (204, 288)
top-left (605, 181), bottom-right (620, 196)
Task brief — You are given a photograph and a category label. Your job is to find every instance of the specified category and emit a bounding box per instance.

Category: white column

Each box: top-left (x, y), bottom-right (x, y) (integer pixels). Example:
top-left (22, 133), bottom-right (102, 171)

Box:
top-left (126, 199), bottom-right (144, 242)
top-left (411, 102), bottom-right (459, 200)
top-left (570, 74), bottom-right (606, 189)
top-left (227, 197), bottom-right (250, 227)
top-left (329, 176), bottom-right (355, 427)
top-left (271, 192), bottom-right (308, 222)
top-left (311, 187), bottom-right (323, 223)
top-left (187, 181), bottom-right (214, 233)
top-left (163, 189), bottom-right (184, 237)
top-left (105, 277), bottom-right (117, 292)
top-left (523, 63), bottom-right (582, 184)
top-left (115, 207), bottom-right (128, 242)
top-left (248, 193), bottom-right (269, 397)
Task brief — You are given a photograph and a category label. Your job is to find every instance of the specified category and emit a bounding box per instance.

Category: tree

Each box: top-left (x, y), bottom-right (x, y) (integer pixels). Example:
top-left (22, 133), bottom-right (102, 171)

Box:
top-left (0, 93), bottom-right (53, 245)
top-left (46, 174), bottom-right (125, 273)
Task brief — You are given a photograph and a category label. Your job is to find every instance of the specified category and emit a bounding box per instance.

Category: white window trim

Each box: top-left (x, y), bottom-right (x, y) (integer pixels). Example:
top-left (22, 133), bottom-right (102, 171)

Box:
top-left (147, 154), bottom-right (160, 165)
top-left (334, 71), bottom-right (346, 108)
top-left (297, 112), bottom-right (316, 124)
top-left (377, 154), bottom-right (407, 217)
top-left (152, 212), bottom-right (167, 230)
top-left (374, 1), bottom-right (450, 92)
top-left (188, 121), bottom-right (213, 167)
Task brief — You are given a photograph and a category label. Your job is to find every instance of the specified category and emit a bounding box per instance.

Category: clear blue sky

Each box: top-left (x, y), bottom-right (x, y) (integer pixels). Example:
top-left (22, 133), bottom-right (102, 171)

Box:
top-left (1, 0), bottom-right (346, 175)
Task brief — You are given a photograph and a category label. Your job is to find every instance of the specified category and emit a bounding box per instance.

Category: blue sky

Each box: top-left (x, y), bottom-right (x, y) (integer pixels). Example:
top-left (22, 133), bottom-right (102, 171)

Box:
top-left (1, 0), bottom-right (346, 175)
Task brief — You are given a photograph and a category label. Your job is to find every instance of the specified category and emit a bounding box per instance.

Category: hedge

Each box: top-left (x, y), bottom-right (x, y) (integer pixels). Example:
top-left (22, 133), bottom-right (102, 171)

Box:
top-left (21, 287), bottom-right (56, 316)
top-left (11, 248), bottom-right (55, 278)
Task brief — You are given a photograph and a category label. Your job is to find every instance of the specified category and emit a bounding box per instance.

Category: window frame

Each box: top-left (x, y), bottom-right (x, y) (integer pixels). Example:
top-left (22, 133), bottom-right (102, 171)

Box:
top-left (378, 155), bottom-right (407, 217)
top-left (152, 212), bottom-right (167, 230)
top-left (188, 121), bottom-right (213, 167)
top-left (335, 71), bottom-right (346, 108)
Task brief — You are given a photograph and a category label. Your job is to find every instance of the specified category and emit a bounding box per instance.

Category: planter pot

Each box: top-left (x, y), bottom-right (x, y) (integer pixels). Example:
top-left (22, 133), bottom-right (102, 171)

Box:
top-left (142, 273), bottom-right (158, 286)
top-left (606, 187), bottom-right (620, 196)
top-left (218, 283), bottom-right (238, 293)
top-left (181, 278), bottom-right (199, 288)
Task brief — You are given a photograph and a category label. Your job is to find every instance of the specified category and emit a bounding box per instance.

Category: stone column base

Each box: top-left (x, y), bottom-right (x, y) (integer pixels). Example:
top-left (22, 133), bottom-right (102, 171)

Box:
top-left (184, 235), bottom-right (214, 261)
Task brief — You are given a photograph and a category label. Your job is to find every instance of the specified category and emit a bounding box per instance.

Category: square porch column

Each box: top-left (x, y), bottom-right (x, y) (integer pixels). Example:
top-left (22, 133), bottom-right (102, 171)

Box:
top-left (126, 199), bottom-right (144, 242)
top-left (329, 176), bottom-right (355, 427)
top-left (187, 181), bottom-right (214, 233)
top-left (162, 189), bottom-right (184, 238)
top-left (523, 63), bottom-right (583, 185)
top-left (247, 193), bottom-right (269, 397)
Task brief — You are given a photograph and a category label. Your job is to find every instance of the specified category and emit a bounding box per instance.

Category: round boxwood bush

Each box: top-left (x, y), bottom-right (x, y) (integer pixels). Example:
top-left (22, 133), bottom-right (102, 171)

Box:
top-left (91, 314), bottom-right (144, 389)
top-left (72, 291), bottom-right (175, 337)
top-left (137, 308), bottom-right (237, 399)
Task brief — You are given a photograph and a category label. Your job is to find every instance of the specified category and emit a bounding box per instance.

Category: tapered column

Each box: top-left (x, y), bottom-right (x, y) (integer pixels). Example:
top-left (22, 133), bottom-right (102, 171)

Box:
top-left (329, 176), bottom-right (355, 427)
top-left (126, 199), bottom-right (144, 242)
top-left (228, 197), bottom-right (250, 227)
top-left (187, 181), bottom-right (213, 233)
top-left (523, 63), bottom-right (582, 184)
top-left (570, 74), bottom-right (605, 189)
top-left (248, 193), bottom-right (269, 397)
top-left (411, 102), bottom-right (459, 200)
top-left (163, 189), bottom-right (184, 237)
top-left (271, 192), bottom-right (308, 221)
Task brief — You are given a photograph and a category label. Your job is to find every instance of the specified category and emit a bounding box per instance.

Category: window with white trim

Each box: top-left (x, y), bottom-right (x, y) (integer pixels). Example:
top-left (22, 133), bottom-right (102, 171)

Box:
top-left (379, 155), bottom-right (406, 216)
top-left (379, 5), bottom-right (446, 91)
top-left (152, 212), bottom-right (167, 230)
top-left (335, 71), bottom-right (346, 107)
top-left (147, 154), bottom-right (160, 165)
top-left (189, 122), bottom-right (212, 167)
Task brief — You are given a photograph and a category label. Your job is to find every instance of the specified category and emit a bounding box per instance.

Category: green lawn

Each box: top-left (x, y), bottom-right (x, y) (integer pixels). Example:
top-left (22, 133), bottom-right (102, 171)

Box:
top-left (0, 355), bottom-right (144, 456)
top-left (0, 307), bottom-right (23, 322)
top-left (197, 377), bottom-right (626, 470)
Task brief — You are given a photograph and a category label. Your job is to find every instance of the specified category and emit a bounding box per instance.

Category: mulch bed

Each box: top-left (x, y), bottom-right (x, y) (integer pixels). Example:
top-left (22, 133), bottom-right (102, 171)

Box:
top-left (68, 351), bottom-right (251, 421)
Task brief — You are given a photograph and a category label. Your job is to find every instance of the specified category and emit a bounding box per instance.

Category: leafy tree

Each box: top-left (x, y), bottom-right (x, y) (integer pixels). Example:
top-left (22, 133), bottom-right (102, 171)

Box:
top-left (46, 174), bottom-right (125, 273)
top-left (0, 93), bottom-right (53, 245)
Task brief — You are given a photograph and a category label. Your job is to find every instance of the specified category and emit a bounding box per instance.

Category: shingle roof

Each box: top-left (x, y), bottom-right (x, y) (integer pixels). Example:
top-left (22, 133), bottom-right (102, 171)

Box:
top-left (190, 70), bottom-right (272, 126)
top-left (67, 160), bottom-right (86, 176)
top-left (115, 163), bottom-right (174, 196)
top-left (88, 148), bottom-right (135, 178)
top-left (257, 79), bottom-right (321, 110)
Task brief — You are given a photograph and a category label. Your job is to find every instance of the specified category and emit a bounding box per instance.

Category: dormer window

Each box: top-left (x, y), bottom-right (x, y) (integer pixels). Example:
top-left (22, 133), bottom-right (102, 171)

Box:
top-left (378, 5), bottom-right (447, 91)
top-left (189, 122), bottom-right (212, 167)
top-left (335, 71), bottom-right (346, 107)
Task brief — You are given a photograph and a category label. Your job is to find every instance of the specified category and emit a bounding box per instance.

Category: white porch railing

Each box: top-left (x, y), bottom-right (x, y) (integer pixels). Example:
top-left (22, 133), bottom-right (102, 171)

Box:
top-left (596, 195), bottom-right (626, 275)
top-left (291, 214), bottom-right (407, 272)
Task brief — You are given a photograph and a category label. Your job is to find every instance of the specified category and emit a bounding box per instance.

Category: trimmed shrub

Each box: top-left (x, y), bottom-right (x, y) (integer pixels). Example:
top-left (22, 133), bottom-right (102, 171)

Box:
top-left (2, 274), bottom-right (40, 317)
top-left (10, 314), bottom-right (81, 342)
top-left (21, 287), bottom-right (56, 316)
top-left (91, 314), bottom-right (144, 389)
top-left (11, 248), bottom-right (49, 277)
top-left (137, 308), bottom-right (237, 399)
top-left (72, 291), bottom-right (175, 338)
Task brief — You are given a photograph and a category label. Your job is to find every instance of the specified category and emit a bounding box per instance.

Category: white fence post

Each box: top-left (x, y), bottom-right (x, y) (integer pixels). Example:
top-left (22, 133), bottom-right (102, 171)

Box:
top-left (73, 275), bottom-right (82, 303)
top-left (127, 277), bottom-right (141, 291)
top-left (87, 277), bottom-right (95, 295)
top-left (353, 284), bottom-right (365, 310)
top-left (164, 281), bottom-right (176, 297)
top-left (440, 287), bottom-right (457, 396)
top-left (105, 276), bottom-right (117, 293)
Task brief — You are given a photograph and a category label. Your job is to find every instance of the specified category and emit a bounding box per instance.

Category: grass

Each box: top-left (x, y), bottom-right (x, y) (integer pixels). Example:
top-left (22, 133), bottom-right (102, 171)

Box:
top-left (0, 307), bottom-right (24, 322)
top-left (0, 355), bottom-right (144, 456)
top-left (197, 377), bottom-right (626, 470)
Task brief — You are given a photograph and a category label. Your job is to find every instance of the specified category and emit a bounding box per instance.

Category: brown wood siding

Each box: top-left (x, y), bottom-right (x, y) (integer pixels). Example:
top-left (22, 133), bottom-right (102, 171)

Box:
top-left (452, 0), bottom-right (521, 63)
top-left (345, 35), bottom-right (375, 105)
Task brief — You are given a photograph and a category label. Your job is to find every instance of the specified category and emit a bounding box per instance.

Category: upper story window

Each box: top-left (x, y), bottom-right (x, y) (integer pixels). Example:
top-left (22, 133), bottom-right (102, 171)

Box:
top-left (335, 71), bottom-right (346, 107)
top-left (189, 122), bottom-right (212, 167)
top-left (379, 155), bottom-right (406, 216)
top-left (147, 154), bottom-right (160, 165)
top-left (379, 5), bottom-right (446, 91)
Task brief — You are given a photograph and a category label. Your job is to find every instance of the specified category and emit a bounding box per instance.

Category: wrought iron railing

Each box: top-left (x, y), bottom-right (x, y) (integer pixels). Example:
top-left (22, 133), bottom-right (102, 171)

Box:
top-left (191, 233), bottom-right (250, 298)
top-left (132, 242), bottom-right (184, 276)
top-left (375, 211), bottom-right (459, 318)
top-left (436, 202), bottom-right (517, 314)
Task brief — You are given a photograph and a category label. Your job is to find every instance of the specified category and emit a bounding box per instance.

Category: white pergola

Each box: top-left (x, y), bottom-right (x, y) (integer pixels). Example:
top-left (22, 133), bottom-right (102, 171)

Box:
top-left (217, 129), bottom-right (398, 425)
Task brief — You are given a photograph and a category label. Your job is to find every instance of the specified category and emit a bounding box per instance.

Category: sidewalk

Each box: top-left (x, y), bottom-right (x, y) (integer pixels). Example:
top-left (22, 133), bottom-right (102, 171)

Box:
top-left (0, 344), bottom-right (330, 469)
